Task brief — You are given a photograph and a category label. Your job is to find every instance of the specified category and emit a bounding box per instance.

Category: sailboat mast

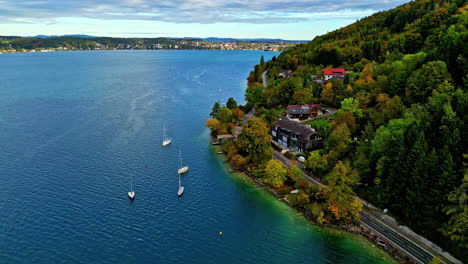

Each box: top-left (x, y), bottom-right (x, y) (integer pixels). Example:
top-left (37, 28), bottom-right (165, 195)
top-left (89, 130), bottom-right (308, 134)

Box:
top-left (179, 148), bottom-right (182, 169)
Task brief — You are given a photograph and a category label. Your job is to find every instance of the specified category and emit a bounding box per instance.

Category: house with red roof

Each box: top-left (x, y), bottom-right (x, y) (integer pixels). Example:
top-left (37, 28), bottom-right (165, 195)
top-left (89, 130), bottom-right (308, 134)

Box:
top-left (323, 68), bottom-right (346, 81)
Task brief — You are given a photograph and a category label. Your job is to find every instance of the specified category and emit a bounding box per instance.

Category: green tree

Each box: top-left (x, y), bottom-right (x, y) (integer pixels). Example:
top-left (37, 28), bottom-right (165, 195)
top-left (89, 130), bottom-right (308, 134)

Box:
top-left (406, 61), bottom-right (452, 104)
top-left (384, 95), bottom-right (405, 120)
top-left (292, 89), bottom-right (312, 104)
top-left (289, 191), bottom-right (310, 207)
top-left (442, 173), bottom-right (467, 249)
top-left (386, 52), bottom-right (427, 95)
top-left (278, 77), bottom-right (303, 104)
top-left (226, 97), bottom-right (238, 110)
top-left (287, 165), bottom-right (303, 183)
top-left (237, 117), bottom-right (273, 164)
top-left (305, 151), bottom-right (323, 173)
top-left (210, 102), bottom-right (221, 117)
top-left (216, 107), bottom-right (233, 123)
top-left (263, 160), bottom-right (288, 187)
top-left (338, 98), bottom-right (363, 118)
top-left (327, 123), bottom-right (352, 155)
top-left (245, 83), bottom-right (265, 106)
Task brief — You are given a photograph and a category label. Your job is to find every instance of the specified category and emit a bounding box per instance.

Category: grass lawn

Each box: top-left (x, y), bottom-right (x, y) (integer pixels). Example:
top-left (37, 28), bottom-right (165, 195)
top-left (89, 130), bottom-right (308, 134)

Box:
top-left (305, 118), bottom-right (330, 130)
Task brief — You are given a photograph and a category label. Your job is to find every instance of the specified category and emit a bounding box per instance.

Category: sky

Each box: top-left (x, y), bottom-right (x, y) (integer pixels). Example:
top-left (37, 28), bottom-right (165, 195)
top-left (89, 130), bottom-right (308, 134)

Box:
top-left (0, 0), bottom-right (409, 40)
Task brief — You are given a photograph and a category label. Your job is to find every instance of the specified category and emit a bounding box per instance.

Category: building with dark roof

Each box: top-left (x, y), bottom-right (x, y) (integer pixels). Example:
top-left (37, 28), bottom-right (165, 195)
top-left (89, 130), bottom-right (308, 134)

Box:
top-left (271, 119), bottom-right (323, 152)
top-left (287, 104), bottom-right (322, 119)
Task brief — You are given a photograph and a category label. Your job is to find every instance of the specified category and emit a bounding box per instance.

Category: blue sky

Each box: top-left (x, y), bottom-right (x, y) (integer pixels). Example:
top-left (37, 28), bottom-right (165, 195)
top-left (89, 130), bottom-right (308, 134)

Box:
top-left (0, 0), bottom-right (408, 40)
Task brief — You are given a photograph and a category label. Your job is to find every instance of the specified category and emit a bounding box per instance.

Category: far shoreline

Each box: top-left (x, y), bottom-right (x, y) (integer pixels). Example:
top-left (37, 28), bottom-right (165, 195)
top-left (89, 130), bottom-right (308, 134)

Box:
top-left (0, 48), bottom-right (283, 55)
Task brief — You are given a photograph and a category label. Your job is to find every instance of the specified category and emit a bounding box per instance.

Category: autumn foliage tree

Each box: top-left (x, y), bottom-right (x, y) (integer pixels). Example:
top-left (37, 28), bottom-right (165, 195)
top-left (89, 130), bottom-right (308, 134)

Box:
top-left (236, 117), bottom-right (273, 164)
top-left (320, 82), bottom-right (335, 105)
top-left (263, 160), bottom-right (288, 188)
top-left (205, 118), bottom-right (226, 135)
top-left (325, 161), bottom-right (362, 223)
top-left (230, 154), bottom-right (248, 170)
top-left (232, 108), bottom-right (245, 121)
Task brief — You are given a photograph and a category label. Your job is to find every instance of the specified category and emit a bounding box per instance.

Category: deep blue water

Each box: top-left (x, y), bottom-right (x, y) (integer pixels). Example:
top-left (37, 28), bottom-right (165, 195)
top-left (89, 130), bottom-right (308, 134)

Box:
top-left (0, 50), bottom-right (393, 263)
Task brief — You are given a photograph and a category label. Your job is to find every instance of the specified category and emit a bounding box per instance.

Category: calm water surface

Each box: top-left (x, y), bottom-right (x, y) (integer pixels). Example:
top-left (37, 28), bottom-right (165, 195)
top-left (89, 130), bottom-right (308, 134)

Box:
top-left (0, 50), bottom-right (393, 263)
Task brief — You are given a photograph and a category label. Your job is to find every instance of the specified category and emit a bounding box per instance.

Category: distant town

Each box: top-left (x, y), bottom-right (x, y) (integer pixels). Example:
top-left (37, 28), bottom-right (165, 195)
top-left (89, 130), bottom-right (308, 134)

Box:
top-left (0, 36), bottom-right (304, 54)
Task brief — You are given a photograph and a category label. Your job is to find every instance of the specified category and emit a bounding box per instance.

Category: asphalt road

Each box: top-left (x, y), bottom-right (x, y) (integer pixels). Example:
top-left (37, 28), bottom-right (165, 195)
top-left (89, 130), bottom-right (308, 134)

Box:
top-left (262, 70), bottom-right (268, 87)
top-left (360, 212), bottom-right (434, 264)
top-left (272, 150), bottom-right (436, 264)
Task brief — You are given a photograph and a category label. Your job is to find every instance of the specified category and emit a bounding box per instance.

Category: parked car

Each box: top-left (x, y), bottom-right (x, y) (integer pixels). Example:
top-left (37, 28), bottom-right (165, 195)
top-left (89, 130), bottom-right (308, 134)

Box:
top-left (297, 156), bottom-right (306, 163)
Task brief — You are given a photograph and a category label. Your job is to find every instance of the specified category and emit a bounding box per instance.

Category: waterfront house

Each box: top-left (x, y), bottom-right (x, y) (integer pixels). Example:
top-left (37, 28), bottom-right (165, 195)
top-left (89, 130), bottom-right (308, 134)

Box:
top-left (271, 119), bottom-right (323, 152)
top-left (212, 134), bottom-right (235, 145)
top-left (323, 68), bottom-right (346, 80)
top-left (287, 104), bottom-right (322, 119)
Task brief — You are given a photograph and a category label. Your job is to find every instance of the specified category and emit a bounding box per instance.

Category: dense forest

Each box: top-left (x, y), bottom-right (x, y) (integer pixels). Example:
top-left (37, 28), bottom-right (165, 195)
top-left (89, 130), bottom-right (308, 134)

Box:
top-left (209, 0), bottom-right (467, 261)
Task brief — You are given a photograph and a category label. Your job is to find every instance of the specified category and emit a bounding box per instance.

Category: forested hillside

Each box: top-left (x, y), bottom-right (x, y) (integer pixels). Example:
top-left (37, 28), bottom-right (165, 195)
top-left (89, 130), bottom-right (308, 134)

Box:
top-left (243, 0), bottom-right (467, 260)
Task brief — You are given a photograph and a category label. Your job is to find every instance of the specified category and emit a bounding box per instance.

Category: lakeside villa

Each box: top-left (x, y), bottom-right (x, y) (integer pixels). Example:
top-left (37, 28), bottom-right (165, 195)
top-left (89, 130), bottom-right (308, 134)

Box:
top-left (271, 119), bottom-right (323, 152)
top-left (286, 103), bottom-right (322, 119)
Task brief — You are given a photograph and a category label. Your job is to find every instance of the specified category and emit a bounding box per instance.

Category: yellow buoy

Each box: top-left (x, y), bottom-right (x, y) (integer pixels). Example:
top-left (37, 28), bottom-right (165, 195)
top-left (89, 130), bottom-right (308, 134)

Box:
top-left (219, 232), bottom-right (223, 235)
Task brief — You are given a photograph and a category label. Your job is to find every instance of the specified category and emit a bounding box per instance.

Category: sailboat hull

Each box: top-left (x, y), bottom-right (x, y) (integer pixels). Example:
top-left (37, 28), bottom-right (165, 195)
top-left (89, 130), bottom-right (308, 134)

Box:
top-left (162, 139), bottom-right (172, 146)
top-left (178, 186), bottom-right (184, 197)
top-left (128, 191), bottom-right (135, 200)
top-left (178, 166), bottom-right (189, 174)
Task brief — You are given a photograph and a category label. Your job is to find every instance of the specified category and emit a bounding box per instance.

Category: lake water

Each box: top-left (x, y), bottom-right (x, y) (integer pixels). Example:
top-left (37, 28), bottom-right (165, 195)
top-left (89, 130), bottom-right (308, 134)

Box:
top-left (0, 50), bottom-right (394, 263)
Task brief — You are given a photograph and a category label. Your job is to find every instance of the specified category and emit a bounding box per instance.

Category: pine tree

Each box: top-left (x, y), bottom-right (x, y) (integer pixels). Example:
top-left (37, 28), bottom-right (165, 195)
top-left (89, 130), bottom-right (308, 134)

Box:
top-left (210, 102), bottom-right (221, 117)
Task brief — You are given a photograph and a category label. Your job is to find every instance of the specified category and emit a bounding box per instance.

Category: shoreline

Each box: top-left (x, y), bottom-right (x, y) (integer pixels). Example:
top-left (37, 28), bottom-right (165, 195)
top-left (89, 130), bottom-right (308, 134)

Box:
top-left (0, 48), bottom-right (280, 55)
top-left (211, 144), bottom-right (404, 264)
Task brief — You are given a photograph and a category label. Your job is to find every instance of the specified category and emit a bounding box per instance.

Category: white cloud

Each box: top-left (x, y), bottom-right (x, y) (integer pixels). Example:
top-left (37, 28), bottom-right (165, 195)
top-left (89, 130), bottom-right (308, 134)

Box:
top-left (0, 0), bottom-right (409, 24)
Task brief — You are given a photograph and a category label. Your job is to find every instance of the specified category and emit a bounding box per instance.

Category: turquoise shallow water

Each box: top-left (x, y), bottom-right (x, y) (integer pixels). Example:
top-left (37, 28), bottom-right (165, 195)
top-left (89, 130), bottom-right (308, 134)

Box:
top-left (0, 50), bottom-right (393, 263)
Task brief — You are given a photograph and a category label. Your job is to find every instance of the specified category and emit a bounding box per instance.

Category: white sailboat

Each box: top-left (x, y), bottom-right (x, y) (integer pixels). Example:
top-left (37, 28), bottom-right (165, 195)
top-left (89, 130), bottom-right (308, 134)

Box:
top-left (128, 174), bottom-right (135, 200)
top-left (162, 124), bottom-right (172, 146)
top-left (177, 173), bottom-right (184, 197)
top-left (177, 149), bottom-right (189, 174)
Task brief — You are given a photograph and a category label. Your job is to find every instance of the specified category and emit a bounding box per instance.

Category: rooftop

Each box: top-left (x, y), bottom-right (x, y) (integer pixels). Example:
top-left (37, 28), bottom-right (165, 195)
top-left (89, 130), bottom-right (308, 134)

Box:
top-left (274, 119), bottom-right (317, 140)
top-left (323, 68), bottom-right (346, 75)
top-left (287, 104), bottom-right (321, 115)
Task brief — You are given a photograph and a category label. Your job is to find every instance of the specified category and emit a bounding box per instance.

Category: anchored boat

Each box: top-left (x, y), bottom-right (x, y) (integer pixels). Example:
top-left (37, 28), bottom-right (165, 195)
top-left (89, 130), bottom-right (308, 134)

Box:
top-left (177, 149), bottom-right (189, 174)
top-left (128, 174), bottom-right (135, 200)
top-left (162, 123), bottom-right (172, 146)
top-left (178, 173), bottom-right (184, 197)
